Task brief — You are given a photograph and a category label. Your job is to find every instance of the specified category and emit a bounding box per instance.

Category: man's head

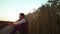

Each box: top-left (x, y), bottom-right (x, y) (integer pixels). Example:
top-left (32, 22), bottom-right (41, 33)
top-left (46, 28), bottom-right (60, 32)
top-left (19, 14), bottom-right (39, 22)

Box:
top-left (19, 13), bottom-right (25, 19)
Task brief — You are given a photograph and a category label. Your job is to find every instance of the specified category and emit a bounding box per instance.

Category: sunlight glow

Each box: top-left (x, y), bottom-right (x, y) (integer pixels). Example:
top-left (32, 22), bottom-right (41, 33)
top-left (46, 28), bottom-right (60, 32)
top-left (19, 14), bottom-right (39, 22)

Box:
top-left (0, 0), bottom-right (48, 22)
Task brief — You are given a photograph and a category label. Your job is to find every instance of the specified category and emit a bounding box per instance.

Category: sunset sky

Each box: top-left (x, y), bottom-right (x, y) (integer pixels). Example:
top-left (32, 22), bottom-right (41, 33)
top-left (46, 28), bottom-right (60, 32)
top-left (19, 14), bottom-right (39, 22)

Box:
top-left (0, 0), bottom-right (48, 22)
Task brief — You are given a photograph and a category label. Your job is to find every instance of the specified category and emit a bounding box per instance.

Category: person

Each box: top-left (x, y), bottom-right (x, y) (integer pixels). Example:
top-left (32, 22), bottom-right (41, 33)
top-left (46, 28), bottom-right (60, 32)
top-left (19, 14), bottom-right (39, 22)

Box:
top-left (10, 13), bottom-right (28, 34)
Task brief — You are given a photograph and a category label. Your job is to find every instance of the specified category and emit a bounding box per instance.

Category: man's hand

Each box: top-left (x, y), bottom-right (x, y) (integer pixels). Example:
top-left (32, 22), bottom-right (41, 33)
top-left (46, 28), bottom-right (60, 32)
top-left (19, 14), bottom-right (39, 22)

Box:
top-left (12, 22), bottom-right (16, 26)
top-left (9, 22), bottom-right (16, 26)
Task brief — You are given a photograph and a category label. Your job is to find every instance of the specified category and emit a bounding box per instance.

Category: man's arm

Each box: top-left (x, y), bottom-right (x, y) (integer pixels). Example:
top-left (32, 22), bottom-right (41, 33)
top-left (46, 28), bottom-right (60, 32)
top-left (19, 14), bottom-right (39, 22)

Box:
top-left (13, 19), bottom-right (27, 25)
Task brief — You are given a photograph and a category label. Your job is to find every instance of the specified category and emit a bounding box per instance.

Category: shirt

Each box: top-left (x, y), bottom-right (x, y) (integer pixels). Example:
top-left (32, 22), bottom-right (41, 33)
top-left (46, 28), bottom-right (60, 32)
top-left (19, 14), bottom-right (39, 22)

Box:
top-left (14, 18), bottom-right (27, 25)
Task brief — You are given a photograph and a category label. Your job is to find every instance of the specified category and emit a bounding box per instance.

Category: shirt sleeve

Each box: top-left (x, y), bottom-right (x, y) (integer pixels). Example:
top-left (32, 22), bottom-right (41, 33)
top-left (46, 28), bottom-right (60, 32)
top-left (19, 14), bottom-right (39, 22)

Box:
top-left (15, 19), bottom-right (26, 25)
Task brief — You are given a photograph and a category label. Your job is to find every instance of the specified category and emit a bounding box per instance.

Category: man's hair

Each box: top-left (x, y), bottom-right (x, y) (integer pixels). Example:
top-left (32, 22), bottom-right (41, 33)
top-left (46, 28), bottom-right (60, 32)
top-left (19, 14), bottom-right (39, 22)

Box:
top-left (19, 13), bottom-right (25, 16)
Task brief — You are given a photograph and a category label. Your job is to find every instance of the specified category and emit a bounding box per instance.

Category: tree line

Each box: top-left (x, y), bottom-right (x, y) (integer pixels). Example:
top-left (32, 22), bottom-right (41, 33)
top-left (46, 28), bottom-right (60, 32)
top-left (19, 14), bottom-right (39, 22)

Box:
top-left (26, 0), bottom-right (60, 34)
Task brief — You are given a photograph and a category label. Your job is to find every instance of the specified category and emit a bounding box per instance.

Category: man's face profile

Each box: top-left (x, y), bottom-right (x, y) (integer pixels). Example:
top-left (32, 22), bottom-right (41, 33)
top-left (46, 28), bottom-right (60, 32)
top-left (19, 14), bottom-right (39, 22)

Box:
top-left (20, 15), bottom-right (23, 19)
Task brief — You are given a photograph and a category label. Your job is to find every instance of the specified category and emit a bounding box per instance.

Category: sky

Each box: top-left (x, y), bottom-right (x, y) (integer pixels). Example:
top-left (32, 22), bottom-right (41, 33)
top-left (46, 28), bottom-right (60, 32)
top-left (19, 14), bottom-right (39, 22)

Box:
top-left (0, 0), bottom-right (48, 22)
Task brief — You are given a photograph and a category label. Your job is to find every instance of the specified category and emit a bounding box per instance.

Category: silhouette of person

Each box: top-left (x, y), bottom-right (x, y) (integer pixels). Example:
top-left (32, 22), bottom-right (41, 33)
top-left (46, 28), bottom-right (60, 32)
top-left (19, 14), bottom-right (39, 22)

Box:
top-left (10, 13), bottom-right (28, 34)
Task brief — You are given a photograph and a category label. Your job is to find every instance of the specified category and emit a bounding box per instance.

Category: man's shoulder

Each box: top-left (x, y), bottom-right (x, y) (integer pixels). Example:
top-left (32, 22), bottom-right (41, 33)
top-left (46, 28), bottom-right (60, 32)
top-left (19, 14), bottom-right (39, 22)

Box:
top-left (22, 18), bottom-right (28, 22)
top-left (21, 18), bottom-right (27, 22)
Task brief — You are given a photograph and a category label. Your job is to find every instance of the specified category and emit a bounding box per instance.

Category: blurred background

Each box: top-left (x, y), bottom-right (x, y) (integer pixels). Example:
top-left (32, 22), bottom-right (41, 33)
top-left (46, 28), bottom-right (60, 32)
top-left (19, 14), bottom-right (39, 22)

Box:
top-left (0, 0), bottom-right (60, 34)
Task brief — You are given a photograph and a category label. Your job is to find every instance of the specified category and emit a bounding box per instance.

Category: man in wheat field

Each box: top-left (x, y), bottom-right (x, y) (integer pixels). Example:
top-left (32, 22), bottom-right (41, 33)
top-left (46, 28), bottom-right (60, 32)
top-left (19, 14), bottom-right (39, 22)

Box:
top-left (10, 13), bottom-right (28, 34)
